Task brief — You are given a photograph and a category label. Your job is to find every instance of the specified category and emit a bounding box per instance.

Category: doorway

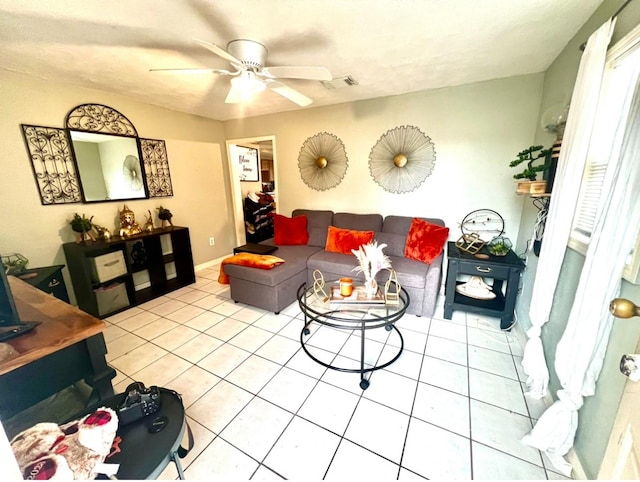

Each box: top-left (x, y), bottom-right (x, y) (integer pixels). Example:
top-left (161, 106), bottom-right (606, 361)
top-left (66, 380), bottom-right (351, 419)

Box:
top-left (225, 135), bottom-right (278, 247)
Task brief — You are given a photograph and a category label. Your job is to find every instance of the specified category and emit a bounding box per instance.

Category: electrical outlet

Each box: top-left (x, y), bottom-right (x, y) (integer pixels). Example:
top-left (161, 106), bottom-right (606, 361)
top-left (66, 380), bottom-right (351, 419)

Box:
top-left (209, 237), bottom-right (215, 246)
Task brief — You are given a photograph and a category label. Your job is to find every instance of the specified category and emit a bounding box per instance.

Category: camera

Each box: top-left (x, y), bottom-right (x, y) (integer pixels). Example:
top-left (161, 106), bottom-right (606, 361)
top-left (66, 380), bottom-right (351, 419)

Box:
top-left (116, 381), bottom-right (161, 426)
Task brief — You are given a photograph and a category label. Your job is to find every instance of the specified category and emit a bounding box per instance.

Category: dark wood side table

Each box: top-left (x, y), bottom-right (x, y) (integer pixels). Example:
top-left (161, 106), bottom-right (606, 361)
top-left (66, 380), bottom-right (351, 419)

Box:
top-left (17, 265), bottom-right (69, 303)
top-left (0, 277), bottom-right (115, 420)
top-left (444, 241), bottom-right (525, 330)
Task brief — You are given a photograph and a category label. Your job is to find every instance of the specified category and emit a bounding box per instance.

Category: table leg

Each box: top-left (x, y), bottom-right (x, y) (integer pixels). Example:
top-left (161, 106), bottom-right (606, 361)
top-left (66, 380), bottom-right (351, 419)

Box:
top-left (359, 319), bottom-right (369, 390)
top-left (171, 452), bottom-right (185, 480)
top-left (84, 334), bottom-right (116, 405)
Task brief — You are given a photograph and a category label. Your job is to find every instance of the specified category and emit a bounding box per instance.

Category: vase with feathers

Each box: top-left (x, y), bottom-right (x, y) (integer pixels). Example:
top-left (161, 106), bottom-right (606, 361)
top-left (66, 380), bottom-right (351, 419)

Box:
top-left (351, 241), bottom-right (392, 296)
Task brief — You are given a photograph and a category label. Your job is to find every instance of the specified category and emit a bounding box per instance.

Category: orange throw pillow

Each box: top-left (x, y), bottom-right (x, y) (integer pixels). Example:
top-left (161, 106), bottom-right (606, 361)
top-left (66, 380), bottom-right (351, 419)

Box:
top-left (273, 213), bottom-right (309, 245)
top-left (218, 253), bottom-right (285, 284)
top-left (404, 218), bottom-right (449, 264)
top-left (325, 226), bottom-right (375, 255)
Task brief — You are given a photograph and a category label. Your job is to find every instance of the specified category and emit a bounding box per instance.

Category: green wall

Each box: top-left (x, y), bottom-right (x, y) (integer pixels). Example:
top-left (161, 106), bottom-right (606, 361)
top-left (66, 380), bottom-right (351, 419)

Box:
top-left (514, 0), bottom-right (640, 477)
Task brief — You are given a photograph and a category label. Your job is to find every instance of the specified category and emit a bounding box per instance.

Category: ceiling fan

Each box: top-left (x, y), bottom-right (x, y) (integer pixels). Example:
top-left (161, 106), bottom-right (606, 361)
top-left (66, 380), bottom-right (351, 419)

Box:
top-left (151, 38), bottom-right (333, 106)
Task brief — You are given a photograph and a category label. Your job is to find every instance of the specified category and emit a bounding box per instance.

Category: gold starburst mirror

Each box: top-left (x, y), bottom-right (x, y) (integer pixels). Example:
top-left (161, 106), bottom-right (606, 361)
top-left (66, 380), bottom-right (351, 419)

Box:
top-left (298, 132), bottom-right (349, 191)
top-left (368, 125), bottom-right (436, 193)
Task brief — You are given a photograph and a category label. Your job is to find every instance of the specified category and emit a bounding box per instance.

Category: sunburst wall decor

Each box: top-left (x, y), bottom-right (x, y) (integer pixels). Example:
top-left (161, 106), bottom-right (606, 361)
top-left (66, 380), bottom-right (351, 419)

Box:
top-left (368, 125), bottom-right (436, 193)
top-left (298, 132), bottom-right (348, 191)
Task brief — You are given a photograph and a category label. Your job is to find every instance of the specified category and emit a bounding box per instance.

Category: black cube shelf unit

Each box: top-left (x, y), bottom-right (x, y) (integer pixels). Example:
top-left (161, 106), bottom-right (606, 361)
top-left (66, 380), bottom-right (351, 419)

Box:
top-left (63, 226), bottom-right (195, 318)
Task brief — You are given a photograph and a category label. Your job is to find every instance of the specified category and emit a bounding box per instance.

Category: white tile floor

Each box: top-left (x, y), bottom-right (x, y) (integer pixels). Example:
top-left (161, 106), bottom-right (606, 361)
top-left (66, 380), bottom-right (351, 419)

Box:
top-left (102, 264), bottom-right (570, 480)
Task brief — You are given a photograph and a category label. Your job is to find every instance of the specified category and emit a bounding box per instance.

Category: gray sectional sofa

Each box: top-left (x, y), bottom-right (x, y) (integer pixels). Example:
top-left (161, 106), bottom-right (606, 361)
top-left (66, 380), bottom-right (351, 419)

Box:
top-left (223, 209), bottom-right (446, 317)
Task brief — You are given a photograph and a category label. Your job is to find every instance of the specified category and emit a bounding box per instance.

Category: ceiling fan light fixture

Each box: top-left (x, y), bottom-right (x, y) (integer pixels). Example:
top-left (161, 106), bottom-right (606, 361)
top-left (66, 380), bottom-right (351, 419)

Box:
top-left (231, 71), bottom-right (266, 95)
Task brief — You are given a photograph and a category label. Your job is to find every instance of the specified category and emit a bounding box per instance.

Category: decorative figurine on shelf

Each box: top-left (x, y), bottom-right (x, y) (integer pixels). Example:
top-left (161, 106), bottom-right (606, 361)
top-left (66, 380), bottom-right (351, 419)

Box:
top-left (118, 205), bottom-right (142, 237)
top-left (142, 210), bottom-right (154, 233)
top-left (70, 213), bottom-right (96, 244)
top-left (92, 224), bottom-right (112, 242)
top-left (157, 206), bottom-right (173, 229)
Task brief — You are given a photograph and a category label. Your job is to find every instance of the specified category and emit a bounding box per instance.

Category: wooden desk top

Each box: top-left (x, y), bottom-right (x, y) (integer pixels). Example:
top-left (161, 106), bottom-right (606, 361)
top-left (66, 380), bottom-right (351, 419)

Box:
top-left (0, 276), bottom-right (105, 376)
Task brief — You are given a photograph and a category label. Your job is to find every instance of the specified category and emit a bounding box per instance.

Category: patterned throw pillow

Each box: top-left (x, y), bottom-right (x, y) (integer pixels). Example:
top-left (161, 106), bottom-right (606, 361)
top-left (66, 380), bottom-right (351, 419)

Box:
top-left (404, 218), bottom-right (449, 264)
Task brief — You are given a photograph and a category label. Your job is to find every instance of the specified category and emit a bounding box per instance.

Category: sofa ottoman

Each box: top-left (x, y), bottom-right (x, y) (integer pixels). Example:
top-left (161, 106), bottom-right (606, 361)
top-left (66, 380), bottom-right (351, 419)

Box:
top-left (223, 244), bottom-right (322, 314)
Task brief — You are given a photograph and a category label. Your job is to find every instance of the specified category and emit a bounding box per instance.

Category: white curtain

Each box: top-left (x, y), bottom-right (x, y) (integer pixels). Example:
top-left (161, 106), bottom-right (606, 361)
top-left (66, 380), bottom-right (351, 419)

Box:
top-left (521, 20), bottom-right (615, 399)
top-left (522, 46), bottom-right (640, 476)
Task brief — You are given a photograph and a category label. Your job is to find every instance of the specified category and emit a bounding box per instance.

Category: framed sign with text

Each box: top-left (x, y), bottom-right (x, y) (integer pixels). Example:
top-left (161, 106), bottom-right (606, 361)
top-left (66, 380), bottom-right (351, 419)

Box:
top-left (237, 145), bottom-right (259, 182)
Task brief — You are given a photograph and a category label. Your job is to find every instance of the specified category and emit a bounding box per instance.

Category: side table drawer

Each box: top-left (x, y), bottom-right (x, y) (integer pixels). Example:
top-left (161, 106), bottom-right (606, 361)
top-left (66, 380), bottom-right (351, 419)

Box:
top-left (456, 260), bottom-right (510, 279)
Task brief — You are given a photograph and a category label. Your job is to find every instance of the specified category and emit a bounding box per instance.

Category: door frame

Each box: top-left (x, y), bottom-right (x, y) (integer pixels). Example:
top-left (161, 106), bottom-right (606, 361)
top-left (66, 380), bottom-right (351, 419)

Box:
top-left (225, 135), bottom-right (278, 247)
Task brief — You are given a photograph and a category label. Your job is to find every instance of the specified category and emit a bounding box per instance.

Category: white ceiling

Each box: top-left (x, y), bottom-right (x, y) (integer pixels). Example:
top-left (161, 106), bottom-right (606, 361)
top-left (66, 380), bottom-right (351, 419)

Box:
top-left (0, 0), bottom-right (604, 122)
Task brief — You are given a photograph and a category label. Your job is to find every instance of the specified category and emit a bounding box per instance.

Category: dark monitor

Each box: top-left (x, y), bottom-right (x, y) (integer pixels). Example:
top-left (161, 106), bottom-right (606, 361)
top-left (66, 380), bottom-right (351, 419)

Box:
top-left (0, 261), bottom-right (40, 340)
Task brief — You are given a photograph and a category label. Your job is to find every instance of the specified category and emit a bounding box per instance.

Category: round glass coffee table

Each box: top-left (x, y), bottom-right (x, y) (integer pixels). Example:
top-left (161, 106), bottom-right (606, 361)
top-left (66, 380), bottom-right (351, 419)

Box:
top-left (296, 279), bottom-right (409, 390)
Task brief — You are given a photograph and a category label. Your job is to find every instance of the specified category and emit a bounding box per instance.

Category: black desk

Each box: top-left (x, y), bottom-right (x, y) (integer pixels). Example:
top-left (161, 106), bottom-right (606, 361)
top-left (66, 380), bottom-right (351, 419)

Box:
top-left (444, 241), bottom-right (525, 330)
top-left (85, 387), bottom-right (189, 480)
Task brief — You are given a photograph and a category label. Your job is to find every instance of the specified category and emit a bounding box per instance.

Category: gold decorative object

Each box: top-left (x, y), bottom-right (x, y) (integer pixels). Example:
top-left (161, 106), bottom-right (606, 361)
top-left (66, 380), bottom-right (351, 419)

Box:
top-left (455, 233), bottom-right (486, 254)
top-left (385, 269), bottom-right (401, 306)
top-left (93, 224), bottom-right (112, 242)
top-left (298, 132), bottom-right (349, 191)
top-left (118, 204), bottom-right (142, 237)
top-left (143, 210), bottom-right (154, 233)
top-left (312, 269), bottom-right (329, 302)
top-left (368, 125), bottom-right (436, 193)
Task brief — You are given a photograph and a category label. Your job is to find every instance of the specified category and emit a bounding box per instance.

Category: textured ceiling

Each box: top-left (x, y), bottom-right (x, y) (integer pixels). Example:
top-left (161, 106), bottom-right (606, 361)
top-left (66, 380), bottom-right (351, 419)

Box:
top-left (0, 0), bottom-right (604, 121)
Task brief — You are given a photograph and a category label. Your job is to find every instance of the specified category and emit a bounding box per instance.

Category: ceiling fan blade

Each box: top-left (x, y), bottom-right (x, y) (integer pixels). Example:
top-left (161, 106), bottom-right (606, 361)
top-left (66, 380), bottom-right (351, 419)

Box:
top-left (149, 68), bottom-right (234, 75)
top-left (261, 66), bottom-right (332, 81)
top-left (265, 80), bottom-right (313, 107)
top-left (193, 38), bottom-right (244, 67)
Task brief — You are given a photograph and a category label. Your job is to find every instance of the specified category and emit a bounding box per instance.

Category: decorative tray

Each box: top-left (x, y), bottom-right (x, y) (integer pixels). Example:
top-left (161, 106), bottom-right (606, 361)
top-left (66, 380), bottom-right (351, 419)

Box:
top-left (329, 285), bottom-right (386, 304)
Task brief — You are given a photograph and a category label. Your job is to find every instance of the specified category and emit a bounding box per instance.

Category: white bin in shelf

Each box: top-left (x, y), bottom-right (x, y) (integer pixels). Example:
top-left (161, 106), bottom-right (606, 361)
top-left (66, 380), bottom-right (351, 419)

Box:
top-left (132, 270), bottom-right (151, 291)
top-left (160, 234), bottom-right (173, 255)
top-left (90, 250), bottom-right (127, 283)
top-left (95, 282), bottom-right (129, 316)
top-left (165, 261), bottom-right (176, 280)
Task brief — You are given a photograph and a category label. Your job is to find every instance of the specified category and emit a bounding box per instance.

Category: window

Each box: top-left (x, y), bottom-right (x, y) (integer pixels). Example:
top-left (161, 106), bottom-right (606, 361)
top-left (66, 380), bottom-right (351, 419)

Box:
top-left (568, 31), bottom-right (640, 286)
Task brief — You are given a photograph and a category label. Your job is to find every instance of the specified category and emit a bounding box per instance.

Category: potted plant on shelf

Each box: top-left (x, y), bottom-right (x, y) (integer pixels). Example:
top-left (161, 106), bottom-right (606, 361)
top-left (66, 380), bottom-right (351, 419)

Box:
top-left (70, 213), bottom-right (96, 244)
top-left (510, 145), bottom-right (552, 195)
top-left (157, 206), bottom-right (173, 229)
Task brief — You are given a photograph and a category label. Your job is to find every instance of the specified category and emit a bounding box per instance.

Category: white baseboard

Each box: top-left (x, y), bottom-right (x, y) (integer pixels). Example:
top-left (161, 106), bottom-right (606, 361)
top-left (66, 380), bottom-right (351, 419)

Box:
top-left (195, 254), bottom-right (231, 272)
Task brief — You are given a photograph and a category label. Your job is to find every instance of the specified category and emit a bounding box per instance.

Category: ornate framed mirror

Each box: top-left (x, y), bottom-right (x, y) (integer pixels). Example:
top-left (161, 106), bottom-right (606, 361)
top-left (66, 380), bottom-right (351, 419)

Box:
top-left (21, 103), bottom-right (173, 205)
top-left (66, 104), bottom-right (147, 203)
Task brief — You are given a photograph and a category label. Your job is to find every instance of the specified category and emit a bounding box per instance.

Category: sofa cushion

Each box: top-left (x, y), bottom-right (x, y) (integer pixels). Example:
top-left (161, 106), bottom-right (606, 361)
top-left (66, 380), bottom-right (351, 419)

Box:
top-left (307, 250), bottom-right (361, 278)
top-left (273, 213), bottom-right (309, 245)
top-left (224, 245), bottom-right (322, 287)
top-left (333, 213), bottom-right (383, 232)
top-left (404, 218), bottom-right (450, 264)
top-left (374, 232), bottom-right (407, 258)
top-left (292, 209), bottom-right (334, 247)
top-left (382, 215), bottom-right (445, 235)
top-left (325, 226), bottom-right (374, 255)
top-left (386, 256), bottom-right (430, 288)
